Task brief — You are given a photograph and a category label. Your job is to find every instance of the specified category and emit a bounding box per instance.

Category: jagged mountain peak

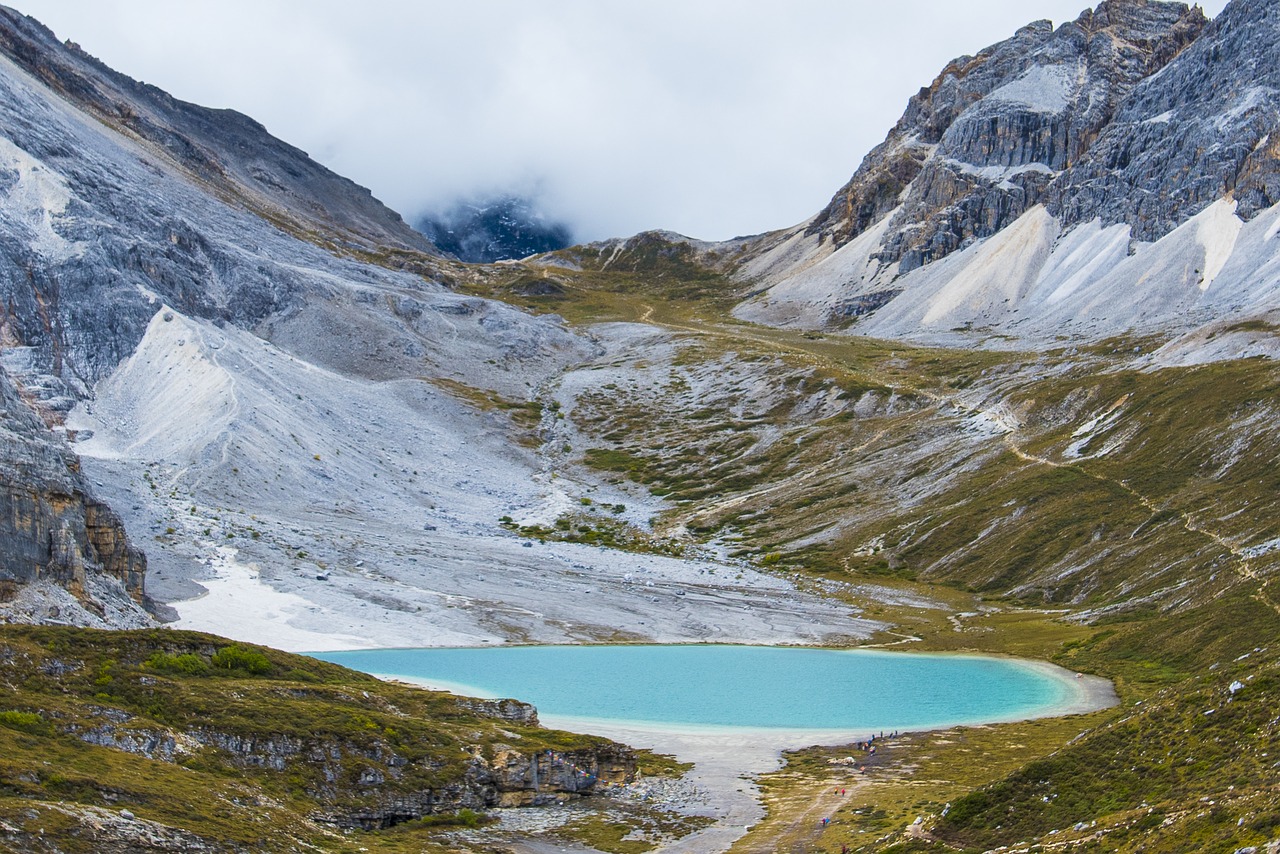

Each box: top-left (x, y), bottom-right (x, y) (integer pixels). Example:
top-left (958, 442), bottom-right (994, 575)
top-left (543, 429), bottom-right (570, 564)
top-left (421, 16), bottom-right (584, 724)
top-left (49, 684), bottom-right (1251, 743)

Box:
top-left (733, 0), bottom-right (1280, 353)
top-left (805, 0), bottom-right (1206, 271)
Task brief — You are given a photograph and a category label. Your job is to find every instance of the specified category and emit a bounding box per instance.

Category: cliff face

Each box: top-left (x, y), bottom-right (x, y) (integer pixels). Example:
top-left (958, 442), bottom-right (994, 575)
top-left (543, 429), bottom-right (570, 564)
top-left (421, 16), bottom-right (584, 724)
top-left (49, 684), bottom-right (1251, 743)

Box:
top-left (0, 364), bottom-right (148, 624)
top-left (807, 0), bottom-right (1206, 273)
top-left (1046, 0), bottom-right (1280, 235)
top-left (734, 0), bottom-right (1280, 349)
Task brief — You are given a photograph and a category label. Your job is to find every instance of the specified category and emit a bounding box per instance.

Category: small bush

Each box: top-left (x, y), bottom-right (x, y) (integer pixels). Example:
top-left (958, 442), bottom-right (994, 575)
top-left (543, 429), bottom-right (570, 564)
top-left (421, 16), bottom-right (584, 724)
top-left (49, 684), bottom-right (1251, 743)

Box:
top-left (145, 652), bottom-right (209, 676)
top-left (0, 710), bottom-right (51, 735)
top-left (210, 645), bottom-right (272, 675)
top-left (406, 808), bottom-right (490, 829)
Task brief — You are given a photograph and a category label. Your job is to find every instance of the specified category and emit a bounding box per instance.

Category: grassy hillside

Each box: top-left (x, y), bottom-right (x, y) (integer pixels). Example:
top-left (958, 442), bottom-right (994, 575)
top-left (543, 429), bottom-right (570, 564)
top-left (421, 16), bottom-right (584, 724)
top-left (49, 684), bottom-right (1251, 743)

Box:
top-left (0, 625), bottom-right (659, 853)
top-left (461, 242), bottom-right (1280, 852)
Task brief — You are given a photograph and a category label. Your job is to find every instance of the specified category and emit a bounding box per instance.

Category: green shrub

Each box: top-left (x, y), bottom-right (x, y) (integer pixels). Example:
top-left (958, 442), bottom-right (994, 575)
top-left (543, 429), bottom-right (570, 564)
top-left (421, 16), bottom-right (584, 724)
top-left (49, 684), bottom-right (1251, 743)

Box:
top-left (210, 645), bottom-right (272, 675)
top-left (0, 710), bottom-right (50, 735)
top-left (406, 808), bottom-right (490, 829)
top-left (145, 651), bottom-right (209, 676)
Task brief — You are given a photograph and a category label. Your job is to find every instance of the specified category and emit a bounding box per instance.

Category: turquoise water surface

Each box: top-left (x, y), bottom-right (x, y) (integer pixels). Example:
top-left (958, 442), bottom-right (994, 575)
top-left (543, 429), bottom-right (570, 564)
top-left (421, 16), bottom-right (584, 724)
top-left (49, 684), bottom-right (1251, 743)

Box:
top-left (310, 645), bottom-right (1076, 732)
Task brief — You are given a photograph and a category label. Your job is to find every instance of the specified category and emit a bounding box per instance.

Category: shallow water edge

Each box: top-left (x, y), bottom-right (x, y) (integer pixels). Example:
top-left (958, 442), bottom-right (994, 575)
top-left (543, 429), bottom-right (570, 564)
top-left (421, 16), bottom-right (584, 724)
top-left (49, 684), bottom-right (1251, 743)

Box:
top-left (343, 649), bottom-right (1116, 854)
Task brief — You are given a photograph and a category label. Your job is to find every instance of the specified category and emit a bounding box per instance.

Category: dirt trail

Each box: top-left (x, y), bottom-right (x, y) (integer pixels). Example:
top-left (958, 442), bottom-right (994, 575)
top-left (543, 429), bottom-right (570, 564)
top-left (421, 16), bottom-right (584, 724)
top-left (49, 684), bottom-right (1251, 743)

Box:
top-left (631, 301), bottom-right (1280, 621)
top-left (734, 782), bottom-right (858, 854)
top-left (1002, 437), bottom-right (1280, 617)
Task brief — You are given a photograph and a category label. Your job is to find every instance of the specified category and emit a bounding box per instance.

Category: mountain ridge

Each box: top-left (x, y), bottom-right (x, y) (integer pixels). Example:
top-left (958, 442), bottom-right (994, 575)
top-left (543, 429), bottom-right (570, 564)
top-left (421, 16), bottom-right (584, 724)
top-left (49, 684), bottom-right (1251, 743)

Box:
top-left (717, 0), bottom-right (1280, 354)
top-left (0, 6), bottom-right (437, 257)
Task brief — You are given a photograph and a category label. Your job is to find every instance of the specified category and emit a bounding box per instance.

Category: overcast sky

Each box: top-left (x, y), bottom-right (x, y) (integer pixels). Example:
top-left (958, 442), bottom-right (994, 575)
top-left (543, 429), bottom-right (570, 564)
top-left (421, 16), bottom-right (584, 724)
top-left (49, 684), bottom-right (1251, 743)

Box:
top-left (13, 1), bottom-right (1228, 242)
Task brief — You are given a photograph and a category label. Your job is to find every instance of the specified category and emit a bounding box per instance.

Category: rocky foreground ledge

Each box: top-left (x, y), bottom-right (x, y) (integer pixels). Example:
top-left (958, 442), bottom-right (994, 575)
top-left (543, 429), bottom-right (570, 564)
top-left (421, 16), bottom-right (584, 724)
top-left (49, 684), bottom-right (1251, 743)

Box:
top-left (0, 625), bottom-right (640, 850)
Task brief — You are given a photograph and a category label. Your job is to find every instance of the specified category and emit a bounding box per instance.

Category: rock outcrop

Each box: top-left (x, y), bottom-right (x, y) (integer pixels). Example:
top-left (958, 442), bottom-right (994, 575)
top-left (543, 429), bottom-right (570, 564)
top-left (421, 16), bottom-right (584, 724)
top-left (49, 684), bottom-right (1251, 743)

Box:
top-left (0, 364), bottom-right (150, 625)
top-left (807, 0), bottom-right (1206, 273)
top-left (732, 0), bottom-right (1280, 351)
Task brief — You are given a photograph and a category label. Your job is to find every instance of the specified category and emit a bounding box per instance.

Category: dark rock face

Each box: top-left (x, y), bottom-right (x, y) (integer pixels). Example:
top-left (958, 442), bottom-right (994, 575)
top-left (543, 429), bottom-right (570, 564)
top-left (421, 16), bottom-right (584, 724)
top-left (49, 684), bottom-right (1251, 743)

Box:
top-left (807, 0), bottom-right (1207, 273)
top-left (0, 365), bottom-right (146, 611)
top-left (318, 743), bottom-right (637, 829)
top-left (76, 713), bottom-right (635, 831)
top-left (417, 195), bottom-right (574, 263)
top-left (1046, 0), bottom-right (1280, 236)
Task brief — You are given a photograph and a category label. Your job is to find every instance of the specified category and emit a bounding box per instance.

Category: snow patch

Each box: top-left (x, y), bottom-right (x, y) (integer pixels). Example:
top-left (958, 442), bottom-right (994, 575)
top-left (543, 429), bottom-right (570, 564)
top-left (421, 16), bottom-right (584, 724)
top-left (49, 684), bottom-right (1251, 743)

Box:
top-left (1196, 199), bottom-right (1244, 292)
top-left (985, 64), bottom-right (1077, 114)
top-left (0, 133), bottom-right (84, 262)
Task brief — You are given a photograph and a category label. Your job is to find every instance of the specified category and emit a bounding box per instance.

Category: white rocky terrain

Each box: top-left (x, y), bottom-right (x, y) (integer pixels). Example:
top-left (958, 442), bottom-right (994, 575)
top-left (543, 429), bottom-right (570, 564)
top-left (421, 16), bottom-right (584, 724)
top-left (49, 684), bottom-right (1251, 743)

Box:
top-left (68, 308), bottom-right (875, 650)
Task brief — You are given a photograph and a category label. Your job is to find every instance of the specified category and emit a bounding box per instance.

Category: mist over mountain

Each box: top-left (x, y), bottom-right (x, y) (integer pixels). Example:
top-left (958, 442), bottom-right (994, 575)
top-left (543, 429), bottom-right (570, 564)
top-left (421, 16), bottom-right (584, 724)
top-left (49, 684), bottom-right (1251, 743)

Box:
top-left (416, 195), bottom-right (574, 263)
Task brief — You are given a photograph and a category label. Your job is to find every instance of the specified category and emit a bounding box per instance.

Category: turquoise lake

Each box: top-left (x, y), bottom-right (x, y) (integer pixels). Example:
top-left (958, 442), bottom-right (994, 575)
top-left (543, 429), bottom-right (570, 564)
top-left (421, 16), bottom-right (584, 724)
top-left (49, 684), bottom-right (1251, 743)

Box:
top-left (310, 645), bottom-right (1077, 733)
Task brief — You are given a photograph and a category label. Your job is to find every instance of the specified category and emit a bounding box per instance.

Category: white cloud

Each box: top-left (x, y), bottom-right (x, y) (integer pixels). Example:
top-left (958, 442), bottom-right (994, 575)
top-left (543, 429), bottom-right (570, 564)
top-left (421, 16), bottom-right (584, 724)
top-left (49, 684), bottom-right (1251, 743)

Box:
top-left (11, 0), bottom-right (1230, 242)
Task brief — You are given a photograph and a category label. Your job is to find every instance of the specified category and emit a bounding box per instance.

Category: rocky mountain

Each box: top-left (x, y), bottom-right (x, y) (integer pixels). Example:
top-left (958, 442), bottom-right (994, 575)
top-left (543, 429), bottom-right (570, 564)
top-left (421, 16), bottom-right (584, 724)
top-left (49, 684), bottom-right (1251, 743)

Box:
top-left (733, 0), bottom-right (1280, 354)
top-left (809, 0), bottom-right (1206, 271)
top-left (416, 194), bottom-right (574, 263)
top-left (0, 7), bottom-right (434, 258)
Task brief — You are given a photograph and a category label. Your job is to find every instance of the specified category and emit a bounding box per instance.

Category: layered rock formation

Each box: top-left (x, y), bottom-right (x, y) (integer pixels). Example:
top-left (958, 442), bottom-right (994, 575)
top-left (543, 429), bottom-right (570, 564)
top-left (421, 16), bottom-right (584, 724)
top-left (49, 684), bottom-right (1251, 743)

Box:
top-left (733, 0), bottom-right (1280, 352)
top-left (0, 364), bottom-right (149, 625)
top-left (807, 0), bottom-right (1206, 272)
top-left (1046, 0), bottom-right (1280, 234)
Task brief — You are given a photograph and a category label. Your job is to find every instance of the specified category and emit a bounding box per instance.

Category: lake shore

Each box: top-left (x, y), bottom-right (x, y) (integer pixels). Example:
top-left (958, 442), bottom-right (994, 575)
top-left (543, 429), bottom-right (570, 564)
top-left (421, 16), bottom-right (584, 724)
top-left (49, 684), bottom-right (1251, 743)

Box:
top-left (380, 655), bottom-right (1115, 854)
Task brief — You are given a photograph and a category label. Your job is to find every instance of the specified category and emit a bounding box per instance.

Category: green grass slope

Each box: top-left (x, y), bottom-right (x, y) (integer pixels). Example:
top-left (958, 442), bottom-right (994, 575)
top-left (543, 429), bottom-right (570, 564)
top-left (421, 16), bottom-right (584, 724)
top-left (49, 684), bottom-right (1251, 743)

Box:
top-left (0, 626), bottom-right (637, 853)
top-left (465, 243), bottom-right (1280, 852)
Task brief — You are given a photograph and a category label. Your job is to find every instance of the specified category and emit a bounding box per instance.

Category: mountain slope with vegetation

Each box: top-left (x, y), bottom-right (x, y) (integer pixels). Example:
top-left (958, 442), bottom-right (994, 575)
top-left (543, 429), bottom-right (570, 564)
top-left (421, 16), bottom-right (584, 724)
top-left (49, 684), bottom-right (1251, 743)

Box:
top-left (0, 625), bottom-right (654, 853)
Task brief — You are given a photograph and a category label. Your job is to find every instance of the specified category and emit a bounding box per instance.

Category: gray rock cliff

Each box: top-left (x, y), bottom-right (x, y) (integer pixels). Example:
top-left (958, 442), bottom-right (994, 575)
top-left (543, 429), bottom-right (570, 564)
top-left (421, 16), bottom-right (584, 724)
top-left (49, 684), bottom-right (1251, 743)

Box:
top-left (1046, 0), bottom-right (1280, 235)
top-left (0, 364), bottom-right (150, 624)
top-left (733, 0), bottom-right (1280, 349)
top-left (806, 0), bottom-right (1206, 274)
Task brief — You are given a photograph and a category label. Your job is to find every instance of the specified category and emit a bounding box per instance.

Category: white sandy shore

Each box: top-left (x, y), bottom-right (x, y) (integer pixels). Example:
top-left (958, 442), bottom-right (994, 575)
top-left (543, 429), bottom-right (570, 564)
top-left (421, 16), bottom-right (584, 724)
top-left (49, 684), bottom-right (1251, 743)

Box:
top-left (378, 657), bottom-right (1115, 854)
